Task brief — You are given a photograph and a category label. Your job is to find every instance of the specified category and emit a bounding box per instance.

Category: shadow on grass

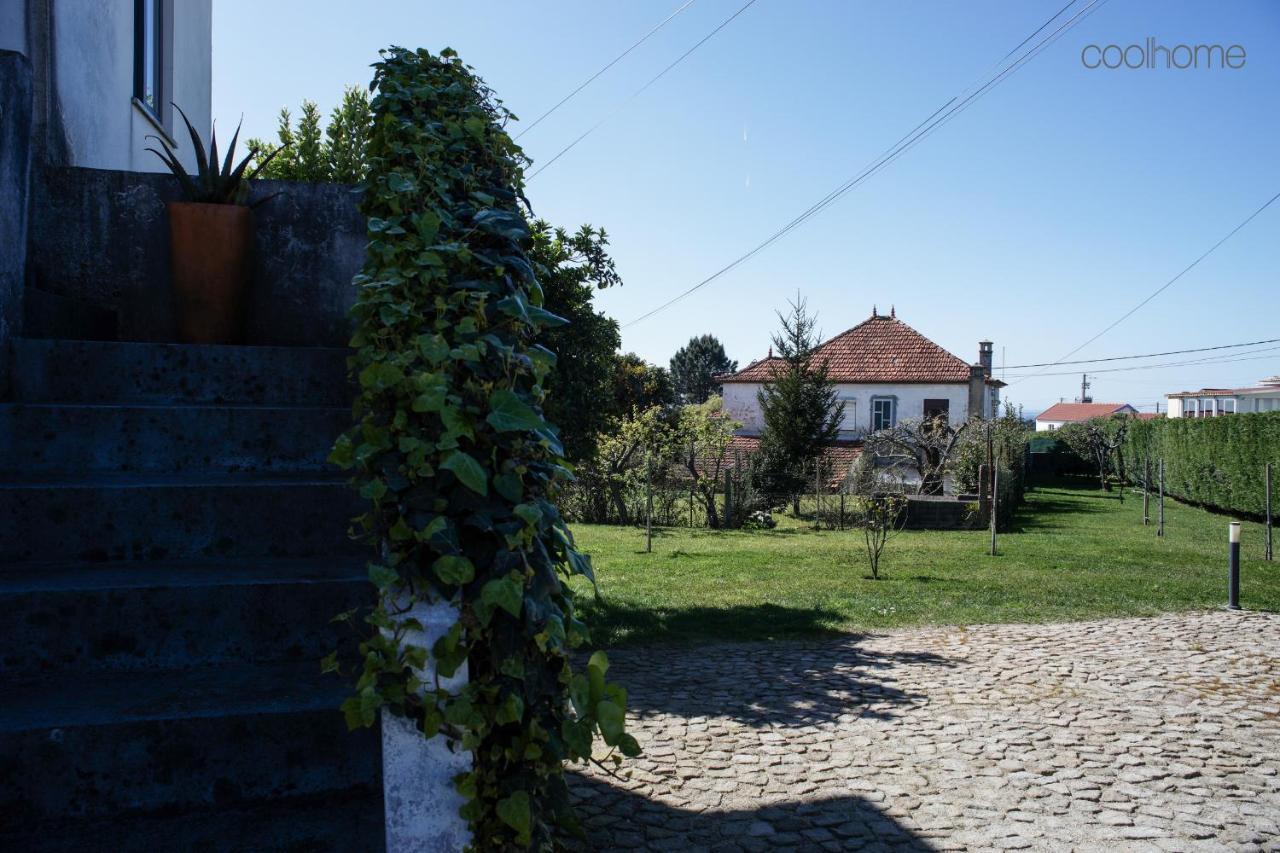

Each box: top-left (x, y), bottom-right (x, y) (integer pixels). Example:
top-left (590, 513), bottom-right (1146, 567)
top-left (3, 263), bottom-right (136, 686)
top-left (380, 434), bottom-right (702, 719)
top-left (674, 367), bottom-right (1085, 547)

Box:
top-left (568, 774), bottom-right (937, 850)
top-left (579, 599), bottom-right (847, 648)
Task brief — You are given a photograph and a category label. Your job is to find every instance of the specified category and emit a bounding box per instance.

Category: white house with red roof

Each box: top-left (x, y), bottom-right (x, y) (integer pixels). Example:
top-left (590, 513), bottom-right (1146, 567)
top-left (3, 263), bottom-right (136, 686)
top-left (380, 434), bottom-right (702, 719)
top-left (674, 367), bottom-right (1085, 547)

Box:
top-left (1165, 377), bottom-right (1280, 418)
top-left (1034, 401), bottom-right (1138, 432)
top-left (719, 309), bottom-right (1003, 440)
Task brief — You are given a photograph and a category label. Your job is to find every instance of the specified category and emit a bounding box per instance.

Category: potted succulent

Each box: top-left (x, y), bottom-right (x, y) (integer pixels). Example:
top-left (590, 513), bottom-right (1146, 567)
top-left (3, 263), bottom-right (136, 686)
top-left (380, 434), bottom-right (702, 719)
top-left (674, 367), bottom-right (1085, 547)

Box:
top-left (147, 107), bottom-right (279, 344)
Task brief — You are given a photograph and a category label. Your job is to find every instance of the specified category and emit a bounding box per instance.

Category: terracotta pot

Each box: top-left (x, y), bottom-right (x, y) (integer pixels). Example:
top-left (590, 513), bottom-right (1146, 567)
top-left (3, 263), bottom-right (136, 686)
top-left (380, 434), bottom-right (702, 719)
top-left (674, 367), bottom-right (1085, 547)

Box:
top-left (167, 202), bottom-right (253, 344)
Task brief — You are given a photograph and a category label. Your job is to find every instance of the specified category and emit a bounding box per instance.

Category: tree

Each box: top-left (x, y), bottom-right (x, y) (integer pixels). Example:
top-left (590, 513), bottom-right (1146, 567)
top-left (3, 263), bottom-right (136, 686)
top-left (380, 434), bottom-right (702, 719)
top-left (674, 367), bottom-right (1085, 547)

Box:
top-left (844, 457), bottom-right (907, 580)
top-left (529, 221), bottom-right (622, 465)
top-left (593, 406), bottom-right (673, 525)
top-left (247, 86), bottom-right (372, 183)
top-left (611, 352), bottom-right (674, 418)
top-left (865, 416), bottom-right (970, 495)
top-left (670, 334), bottom-right (737, 404)
top-left (674, 396), bottom-right (742, 528)
top-left (1056, 415), bottom-right (1130, 493)
top-left (756, 297), bottom-right (843, 511)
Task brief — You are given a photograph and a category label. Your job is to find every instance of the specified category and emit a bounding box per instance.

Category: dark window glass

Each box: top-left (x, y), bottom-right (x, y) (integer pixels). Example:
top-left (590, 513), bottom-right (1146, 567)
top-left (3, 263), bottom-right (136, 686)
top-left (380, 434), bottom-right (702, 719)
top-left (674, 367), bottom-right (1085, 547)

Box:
top-left (134, 0), bottom-right (162, 113)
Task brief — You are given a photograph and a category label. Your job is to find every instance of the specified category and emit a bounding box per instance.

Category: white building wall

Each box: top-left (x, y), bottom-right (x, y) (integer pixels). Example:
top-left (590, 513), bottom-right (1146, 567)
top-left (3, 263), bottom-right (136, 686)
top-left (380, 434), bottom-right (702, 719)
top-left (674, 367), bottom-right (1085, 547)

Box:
top-left (52, 0), bottom-right (211, 173)
top-left (1035, 419), bottom-right (1066, 432)
top-left (724, 381), bottom-right (978, 436)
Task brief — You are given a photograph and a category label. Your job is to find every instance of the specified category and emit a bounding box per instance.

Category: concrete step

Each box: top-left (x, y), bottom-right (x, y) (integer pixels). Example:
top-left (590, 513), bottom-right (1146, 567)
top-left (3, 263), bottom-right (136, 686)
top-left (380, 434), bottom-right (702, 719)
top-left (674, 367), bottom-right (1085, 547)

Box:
top-left (0, 662), bottom-right (381, 828)
top-left (0, 558), bottom-right (372, 676)
top-left (9, 338), bottom-right (351, 405)
top-left (0, 474), bottom-right (364, 562)
top-left (0, 402), bottom-right (349, 475)
top-left (4, 788), bottom-right (384, 853)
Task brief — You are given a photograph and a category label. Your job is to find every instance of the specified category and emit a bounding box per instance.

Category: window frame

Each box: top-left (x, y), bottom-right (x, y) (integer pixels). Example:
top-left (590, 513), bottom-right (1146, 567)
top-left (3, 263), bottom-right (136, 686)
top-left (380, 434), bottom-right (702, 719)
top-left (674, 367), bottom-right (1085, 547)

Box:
top-left (133, 0), bottom-right (173, 133)
top-left (870, 396), bottom-right (896, 432)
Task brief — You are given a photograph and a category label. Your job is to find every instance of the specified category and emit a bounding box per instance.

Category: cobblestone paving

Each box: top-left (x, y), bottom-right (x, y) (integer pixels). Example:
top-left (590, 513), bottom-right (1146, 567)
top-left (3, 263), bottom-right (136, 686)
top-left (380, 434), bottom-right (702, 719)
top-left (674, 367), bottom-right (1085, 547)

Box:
top-left (572, 611), bottom-right (1280, 852)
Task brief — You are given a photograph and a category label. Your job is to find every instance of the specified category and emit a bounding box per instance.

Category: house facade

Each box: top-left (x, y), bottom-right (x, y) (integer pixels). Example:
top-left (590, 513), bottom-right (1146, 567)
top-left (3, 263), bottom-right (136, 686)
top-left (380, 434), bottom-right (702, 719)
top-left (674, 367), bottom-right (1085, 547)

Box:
top-left (1165, 377), bottom-right (1280, 417)
top-left (720, 310), bottom-right (1003, 439)
top-left (1034, 401), bottom-right (1138, 432)
top-left (0, 0), bottom-right (212, 173)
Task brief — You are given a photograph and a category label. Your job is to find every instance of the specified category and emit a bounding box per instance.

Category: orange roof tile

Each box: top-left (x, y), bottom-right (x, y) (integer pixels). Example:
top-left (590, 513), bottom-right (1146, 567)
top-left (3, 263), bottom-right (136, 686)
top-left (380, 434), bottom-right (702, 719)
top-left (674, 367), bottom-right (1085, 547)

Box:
top-left (722, 314), bottom-right (977, 385)
top-left (1035, 402), bottom-right (1136, 423)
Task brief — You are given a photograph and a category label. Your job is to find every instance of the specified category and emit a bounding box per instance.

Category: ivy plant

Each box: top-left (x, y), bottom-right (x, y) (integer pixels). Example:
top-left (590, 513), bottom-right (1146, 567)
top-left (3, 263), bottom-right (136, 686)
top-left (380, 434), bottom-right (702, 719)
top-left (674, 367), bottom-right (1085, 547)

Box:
top-left (327, 46), bottom-right (638, 849)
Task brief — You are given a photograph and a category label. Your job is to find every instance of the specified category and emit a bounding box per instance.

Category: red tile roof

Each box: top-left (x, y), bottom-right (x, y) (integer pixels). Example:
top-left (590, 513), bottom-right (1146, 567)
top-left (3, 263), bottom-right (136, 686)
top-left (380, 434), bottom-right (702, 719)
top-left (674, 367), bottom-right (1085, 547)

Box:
top-left (1035, 402), bottom-right (1136, 423)
top-left (1132, 412), bottom-right (1163, 421)
top-left (722, 314), bottom-right (979, 385)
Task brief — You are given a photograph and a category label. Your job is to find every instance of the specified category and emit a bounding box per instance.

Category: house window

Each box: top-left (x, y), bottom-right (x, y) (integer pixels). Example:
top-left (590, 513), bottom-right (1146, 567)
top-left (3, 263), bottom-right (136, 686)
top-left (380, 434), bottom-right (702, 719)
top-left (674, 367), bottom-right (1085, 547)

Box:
top-left (871, 397), bottom-right (895, 432)
top-left (1223, 398), bottom-right (1236, 414)
top-left (923, 398), bottom-right (950, 423)
top-left (134, 0), bottom-right (164, 117)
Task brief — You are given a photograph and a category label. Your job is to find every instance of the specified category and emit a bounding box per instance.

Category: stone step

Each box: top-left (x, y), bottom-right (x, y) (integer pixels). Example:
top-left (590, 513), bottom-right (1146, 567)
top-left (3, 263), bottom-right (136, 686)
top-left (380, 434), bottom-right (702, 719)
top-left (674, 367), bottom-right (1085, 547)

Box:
top-left (0, 662), bottom-right (381, 829)
top-left (5, 788), bottom-right (384, 853)
top-left (0, 558), bottom-right (372, 676)
top-left (0, 474), bottom-right (364, 562)
top-left (0, 402), bottom-right (350, 475)
top-left (8, 338), bottom-right (351, 405)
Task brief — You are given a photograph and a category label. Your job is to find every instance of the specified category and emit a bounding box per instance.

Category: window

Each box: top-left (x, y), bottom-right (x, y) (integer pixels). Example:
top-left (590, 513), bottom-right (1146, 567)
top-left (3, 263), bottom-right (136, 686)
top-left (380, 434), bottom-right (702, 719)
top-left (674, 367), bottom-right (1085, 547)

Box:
top-left (923, 398), bottom-right (950, 423)
top-left (871, 397), bottom-right (895, 432)
top-left (134, 0), bottom-right (164, 117)
top-left (1223, 398), bottom-right (1236, 415)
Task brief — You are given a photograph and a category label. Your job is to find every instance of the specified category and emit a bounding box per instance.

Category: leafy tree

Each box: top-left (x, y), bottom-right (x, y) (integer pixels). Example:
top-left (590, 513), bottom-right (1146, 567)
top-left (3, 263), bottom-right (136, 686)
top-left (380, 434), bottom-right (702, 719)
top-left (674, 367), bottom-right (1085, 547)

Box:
top-left (1056, 415), bottom-right (1130, 493)
top-left (529, 221), bottom-right (622, 465)
top-left (670, 334), bottom-right (737, 403)
top-left (673, 396), bottom-right (741, 528)
top-left (247, 86), bottom-right (372, 183)
top-left (611, 352), bottom-right (674, 418)
top-left (756, 297), bottom-right (843, 511)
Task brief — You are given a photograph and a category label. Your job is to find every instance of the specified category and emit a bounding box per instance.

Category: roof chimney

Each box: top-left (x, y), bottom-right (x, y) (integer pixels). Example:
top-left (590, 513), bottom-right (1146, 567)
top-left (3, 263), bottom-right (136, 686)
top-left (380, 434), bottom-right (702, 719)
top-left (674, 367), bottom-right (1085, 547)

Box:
top-left (978, 340), bottom-right (993, 378)
top-left (890, 305), bottom-right (896, 319)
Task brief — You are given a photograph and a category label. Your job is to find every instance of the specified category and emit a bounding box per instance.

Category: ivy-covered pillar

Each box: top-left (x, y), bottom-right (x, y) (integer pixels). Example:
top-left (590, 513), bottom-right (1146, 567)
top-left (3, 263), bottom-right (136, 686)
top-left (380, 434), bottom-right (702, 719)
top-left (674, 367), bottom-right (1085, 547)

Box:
top-left (330, 47), bottom-right (638, 851)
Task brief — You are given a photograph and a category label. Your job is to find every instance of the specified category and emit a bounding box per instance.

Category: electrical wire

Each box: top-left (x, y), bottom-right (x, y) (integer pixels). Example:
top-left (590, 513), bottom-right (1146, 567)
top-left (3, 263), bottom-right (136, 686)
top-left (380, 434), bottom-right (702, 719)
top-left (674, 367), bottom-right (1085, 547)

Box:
top-left (1002, 345), bottom-right (1280, 379)
top-left (526, 0), bottom-right (760, 180)
top-left (515, 0), bottom-right (698, 140)
top-left (1001, 337), bottom-right (1280, 369)
top-left (621, 0), bottom-right (1107, 328)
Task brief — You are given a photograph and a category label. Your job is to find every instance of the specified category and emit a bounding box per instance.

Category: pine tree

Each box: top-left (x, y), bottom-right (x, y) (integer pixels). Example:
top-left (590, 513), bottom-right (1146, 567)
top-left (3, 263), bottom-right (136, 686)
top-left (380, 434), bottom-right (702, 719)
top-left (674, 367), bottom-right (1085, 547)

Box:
top-left (756, 297), bottom-right (843, 511)
top-left (670, 334), bottom-right (737, 403)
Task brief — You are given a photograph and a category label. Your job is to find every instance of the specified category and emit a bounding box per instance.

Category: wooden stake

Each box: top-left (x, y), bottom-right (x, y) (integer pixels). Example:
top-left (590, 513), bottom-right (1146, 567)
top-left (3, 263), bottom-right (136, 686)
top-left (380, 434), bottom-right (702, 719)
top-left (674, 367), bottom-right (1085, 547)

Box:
top-left (645, 456), bottom-right (653, 553)
top-left (1266, 461), bottom-right (1274, 561)
top-left (1158, 458), bottom-right (1165, 538)
top-left (1143, 456), bottom-right (1150, 526)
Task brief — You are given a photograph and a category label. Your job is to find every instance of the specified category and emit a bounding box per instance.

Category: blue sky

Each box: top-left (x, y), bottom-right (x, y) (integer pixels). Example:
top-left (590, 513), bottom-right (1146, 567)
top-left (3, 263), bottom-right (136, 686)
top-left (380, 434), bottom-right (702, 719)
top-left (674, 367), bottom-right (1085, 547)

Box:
top-left (213, 1), bottom-right (1279, 412)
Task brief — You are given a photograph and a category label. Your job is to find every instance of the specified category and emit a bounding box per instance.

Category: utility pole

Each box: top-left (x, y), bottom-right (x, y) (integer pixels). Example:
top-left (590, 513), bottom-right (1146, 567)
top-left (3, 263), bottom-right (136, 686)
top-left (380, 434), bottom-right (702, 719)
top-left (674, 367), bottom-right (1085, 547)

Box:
top-left (1079, 373), bottom-right (1091, 403)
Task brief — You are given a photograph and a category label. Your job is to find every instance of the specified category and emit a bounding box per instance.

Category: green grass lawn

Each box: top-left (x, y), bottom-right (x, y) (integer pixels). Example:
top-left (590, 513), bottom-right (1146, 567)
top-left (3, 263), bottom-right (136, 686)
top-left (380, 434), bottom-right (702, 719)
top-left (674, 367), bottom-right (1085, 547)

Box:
top-left (568, 479), bottom-right (1280, 646)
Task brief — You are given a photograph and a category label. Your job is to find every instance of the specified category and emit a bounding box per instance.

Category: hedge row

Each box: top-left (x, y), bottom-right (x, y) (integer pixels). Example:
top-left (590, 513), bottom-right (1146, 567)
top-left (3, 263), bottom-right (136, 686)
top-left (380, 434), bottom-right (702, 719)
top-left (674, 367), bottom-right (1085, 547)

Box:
top-left (1124, 412), bottom-right (1280, 518)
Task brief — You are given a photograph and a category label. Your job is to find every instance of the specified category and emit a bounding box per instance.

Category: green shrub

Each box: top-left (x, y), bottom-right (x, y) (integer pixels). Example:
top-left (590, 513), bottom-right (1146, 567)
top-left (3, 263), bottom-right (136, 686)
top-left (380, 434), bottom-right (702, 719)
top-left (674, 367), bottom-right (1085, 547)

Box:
top-left (1125, 412), bottom-right (1280, 518)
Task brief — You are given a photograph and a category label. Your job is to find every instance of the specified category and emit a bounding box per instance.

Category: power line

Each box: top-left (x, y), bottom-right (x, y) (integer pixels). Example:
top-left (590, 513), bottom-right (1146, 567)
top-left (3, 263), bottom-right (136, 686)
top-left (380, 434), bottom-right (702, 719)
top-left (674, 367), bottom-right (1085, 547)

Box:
top-left (514, 0), bottom-right (698, 140)
top-left (621, 0), bottom-right (1107, 328)
top-left (1002, 345), bottom-right (1280, 379)
top-left (1002, 337), bottom-right (1280, 369)
top-left (526, 0), bottom-right (760, 180)
top-left (1008, 188), bottom-right (1280, 385)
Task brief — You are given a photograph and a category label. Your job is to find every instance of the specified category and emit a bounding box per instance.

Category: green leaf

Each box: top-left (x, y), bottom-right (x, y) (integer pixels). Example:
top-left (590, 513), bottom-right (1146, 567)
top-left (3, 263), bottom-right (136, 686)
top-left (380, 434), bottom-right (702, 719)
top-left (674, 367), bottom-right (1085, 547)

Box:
top-left (486, 390), bottom-right (543, 433)
top-left (495, 791), bottom-right (531, 844)
top-left (494, 473), bottom-right (524, 503)
top-left (368, 563), bottom-right (399, 591)
top-left (441, 451), bottom-right (487, 495)
top-left (481, 574), bottom-right (524, 618)
top-left (433, 555), bottom-right (475, 585)
top-left (596, 699), bottom-right (625, 746)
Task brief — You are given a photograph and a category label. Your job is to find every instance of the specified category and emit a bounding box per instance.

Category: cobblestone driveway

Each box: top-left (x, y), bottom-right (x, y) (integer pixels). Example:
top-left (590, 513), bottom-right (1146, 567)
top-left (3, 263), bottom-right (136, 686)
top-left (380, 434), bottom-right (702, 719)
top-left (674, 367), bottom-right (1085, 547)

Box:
top-left (572, 611), bottom-right (1280, 852)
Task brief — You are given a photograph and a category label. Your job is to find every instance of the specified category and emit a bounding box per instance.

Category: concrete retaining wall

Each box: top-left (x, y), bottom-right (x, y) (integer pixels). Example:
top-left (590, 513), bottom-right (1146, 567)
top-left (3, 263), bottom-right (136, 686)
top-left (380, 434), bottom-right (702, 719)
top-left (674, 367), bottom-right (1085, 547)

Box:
top-left (24, 167), bottom-right (365, 345)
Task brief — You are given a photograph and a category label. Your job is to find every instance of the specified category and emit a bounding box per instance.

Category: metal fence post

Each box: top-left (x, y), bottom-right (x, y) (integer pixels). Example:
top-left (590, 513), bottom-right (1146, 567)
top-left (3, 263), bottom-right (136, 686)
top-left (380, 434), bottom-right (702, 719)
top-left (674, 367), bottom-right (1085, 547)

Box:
top-left (1143, 457), bottom-right (1150, 526)
top-left (1157, 459), bottom-right (1165, 538)
top-left (1266, 462), bottom-right (1274, 561)
top-left (645, 456), bottom-right (653, 553)
top-left (1228, 521), bottom-right (1241, 610)
top-left (989, 464), bottom-right (999, 557)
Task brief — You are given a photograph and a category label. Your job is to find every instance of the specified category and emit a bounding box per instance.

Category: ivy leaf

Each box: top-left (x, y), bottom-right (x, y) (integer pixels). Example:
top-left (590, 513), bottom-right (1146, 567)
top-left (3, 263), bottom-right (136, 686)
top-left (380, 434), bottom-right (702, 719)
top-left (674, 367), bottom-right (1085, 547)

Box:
top-left (472, 208), bottom-right (529, 242)
top-left (433, 555), bottom-right (475, 585)
top-left (495, 791), bottom-right (531, 844)
top-left (494, 473), bottom-right (523, 503)
top-left (481, 574), bottom-right (524, 618)
top-left (368, 563), bottom-right (399, 591)
top-left (441, 451), bottom-right (487, 495)
top-left (596, 699), bottom-right (625, 746)
top-left (487, 390), bottom-right (543, 433)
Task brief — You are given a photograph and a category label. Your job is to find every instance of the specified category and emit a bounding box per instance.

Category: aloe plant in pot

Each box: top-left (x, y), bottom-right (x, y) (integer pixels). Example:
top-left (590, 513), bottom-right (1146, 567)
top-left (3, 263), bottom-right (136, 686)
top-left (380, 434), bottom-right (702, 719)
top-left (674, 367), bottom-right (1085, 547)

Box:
top-left (147, 106), bottom-right (279, 344)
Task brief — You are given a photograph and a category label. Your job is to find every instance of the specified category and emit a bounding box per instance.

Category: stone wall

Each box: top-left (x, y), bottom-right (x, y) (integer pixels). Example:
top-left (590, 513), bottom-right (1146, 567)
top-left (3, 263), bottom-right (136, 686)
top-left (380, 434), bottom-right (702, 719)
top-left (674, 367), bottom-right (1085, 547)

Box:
top-left (0, 50), bottom-right (34, 396)
top-left (25, 167), bottom-right (365, 346)
top-left (902, 494), bottom-right (984, 530)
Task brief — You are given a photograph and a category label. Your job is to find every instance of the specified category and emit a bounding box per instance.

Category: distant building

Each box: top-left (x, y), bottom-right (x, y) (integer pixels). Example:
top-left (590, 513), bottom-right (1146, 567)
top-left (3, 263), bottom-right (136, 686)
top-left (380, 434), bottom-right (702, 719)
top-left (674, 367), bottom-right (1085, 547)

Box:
top-left (1035, 402), bottom-right (1138, 432)
top-left (1165, 377), bottom-right (1280, 417)
top-left (720, 309), bottom-right (1003, 440)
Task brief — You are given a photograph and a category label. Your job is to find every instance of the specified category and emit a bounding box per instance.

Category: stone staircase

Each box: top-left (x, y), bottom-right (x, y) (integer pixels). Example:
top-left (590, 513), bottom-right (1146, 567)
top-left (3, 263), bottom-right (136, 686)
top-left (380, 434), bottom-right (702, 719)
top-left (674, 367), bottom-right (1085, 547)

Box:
top-left (0, 338), bottom-right (384, 851)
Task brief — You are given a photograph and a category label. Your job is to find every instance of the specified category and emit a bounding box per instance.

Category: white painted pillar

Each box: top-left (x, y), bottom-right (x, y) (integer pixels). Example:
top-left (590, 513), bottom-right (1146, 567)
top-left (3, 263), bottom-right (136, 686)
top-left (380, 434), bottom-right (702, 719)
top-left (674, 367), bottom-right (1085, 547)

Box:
top-left (381, 597), bottom-right (471, 852)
